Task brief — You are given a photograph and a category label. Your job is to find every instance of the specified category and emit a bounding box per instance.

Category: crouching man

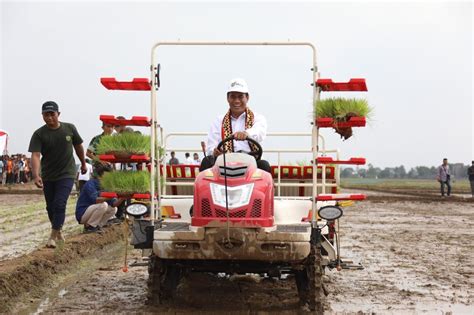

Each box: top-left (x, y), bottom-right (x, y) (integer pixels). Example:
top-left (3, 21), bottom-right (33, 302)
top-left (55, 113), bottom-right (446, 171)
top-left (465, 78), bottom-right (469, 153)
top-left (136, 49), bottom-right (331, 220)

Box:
top-left (75, 164), bottom-right (125, 233)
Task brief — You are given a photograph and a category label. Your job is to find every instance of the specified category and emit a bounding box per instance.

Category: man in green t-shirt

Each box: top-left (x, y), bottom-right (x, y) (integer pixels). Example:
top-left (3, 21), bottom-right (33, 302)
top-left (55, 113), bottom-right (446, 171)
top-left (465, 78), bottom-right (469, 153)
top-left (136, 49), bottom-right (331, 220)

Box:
top-left (28, 101), bottom-right (87, 248)
top-left (86, 122), bottom-right (114, 165)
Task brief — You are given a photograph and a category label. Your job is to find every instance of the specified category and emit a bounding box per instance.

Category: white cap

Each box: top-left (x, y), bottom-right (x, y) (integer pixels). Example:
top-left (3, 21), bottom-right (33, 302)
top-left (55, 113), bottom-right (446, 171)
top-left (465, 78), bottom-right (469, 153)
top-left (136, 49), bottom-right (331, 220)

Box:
top-left (227, 78), bottom-right (249, 93)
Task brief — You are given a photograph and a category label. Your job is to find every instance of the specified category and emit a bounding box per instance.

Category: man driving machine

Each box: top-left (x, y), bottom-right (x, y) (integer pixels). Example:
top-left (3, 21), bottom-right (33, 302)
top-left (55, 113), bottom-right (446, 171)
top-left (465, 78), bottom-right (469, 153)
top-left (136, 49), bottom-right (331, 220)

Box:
top-left (200, 78), bottom-right (271, 173)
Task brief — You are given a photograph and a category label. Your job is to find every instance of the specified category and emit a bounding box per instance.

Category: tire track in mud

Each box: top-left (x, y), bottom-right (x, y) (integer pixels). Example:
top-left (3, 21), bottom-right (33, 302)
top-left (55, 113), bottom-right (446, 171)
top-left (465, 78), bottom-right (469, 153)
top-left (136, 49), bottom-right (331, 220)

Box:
top-left (0, 194), bottom-right (81, 261)
top-left (0, 225), bottom-right (124, 314)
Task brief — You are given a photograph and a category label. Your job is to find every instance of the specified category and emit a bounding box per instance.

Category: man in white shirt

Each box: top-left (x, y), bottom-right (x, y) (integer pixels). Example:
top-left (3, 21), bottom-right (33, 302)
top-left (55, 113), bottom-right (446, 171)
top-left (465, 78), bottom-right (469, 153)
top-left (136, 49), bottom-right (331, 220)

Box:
top-left (191, 153), bottom-right (201, 165)
top-left (200, 78), bottom-right (270, 172)
top-left (184, 152), bottom-right (193, 164)
top-left (437, 158), bottom-right (452, 197)
top-left (76, 160), bottom-right (94, 192)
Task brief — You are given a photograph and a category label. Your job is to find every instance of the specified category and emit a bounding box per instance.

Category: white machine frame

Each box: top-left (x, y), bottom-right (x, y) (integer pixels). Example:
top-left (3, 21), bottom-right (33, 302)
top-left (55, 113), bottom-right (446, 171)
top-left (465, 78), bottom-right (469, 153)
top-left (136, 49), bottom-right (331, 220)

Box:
top-left (148, 41), bottom-right (322, 226)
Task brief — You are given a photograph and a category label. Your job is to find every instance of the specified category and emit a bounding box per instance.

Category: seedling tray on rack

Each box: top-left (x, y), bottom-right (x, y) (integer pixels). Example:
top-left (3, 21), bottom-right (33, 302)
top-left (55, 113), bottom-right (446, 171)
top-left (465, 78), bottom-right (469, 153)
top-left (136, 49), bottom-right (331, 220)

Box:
top-left (100, 192), bottom-right (152, 200)
top-left (316, 116), bottom-right (366, 128)
top-left (99, 154), bottom-right (150, 163)
top-left (101, 77), bottom-right (151, 91)
top-left (316, 78), bottom-right (367, 92)
top-left (316, 193), bottom-right (366, 201)
top-left (100, 115), bottom-right (151, 127)
top-left (317, 157), bottom-right (366, 165)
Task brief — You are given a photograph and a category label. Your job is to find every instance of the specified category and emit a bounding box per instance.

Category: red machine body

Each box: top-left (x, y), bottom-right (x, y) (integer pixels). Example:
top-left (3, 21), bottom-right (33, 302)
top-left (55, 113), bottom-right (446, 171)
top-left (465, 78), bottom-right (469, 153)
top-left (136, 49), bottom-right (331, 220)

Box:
top-left (191, 157), bottom-right (274, 228)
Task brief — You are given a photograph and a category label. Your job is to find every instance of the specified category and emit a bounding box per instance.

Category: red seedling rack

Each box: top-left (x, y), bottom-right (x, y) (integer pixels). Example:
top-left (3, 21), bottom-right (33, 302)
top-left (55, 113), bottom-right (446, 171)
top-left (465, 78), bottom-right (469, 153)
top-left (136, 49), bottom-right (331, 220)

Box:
top-left (99, 154), bottom-right (150, 164)
top-left (317, 157), bottom-right (366, 165)
top-left (316, 116), bottom-right (366, 128)
top-left (101, 77), bottom-right (151, 91)
top-left (316, 194), bottom-right (366, 201)
top-left (100, 192), bottom-right (152, 200)
top-left (100, 115), bottom-right (151, 127)
top-left (316, 78), bottom-right (367, 92)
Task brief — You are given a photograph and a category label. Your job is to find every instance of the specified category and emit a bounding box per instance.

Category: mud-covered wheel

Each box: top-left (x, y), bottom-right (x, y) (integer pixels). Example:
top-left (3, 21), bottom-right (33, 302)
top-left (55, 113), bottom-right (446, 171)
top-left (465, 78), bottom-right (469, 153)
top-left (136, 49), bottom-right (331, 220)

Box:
top-left (147, 255), bottom-right (182, 305)
top-left (294, 245), bottom-right (324, 313)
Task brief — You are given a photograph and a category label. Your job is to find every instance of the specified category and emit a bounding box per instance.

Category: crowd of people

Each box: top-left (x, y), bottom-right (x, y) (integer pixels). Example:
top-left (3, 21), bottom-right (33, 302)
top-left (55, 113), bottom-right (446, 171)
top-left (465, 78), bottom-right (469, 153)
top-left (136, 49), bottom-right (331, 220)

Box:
top-left (168, 151), bottom-right (202, 166)
top-left (0, 154), bottom-right (32, 185)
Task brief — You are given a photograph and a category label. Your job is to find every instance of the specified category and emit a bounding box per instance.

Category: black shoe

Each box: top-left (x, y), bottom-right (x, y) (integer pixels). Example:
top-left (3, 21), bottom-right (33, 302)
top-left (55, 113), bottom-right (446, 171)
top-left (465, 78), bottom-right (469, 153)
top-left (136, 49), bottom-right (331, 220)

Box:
top-left (106, 217), bottom-right (123, 226)
top-left (83, 225), bottom-right (103, 234)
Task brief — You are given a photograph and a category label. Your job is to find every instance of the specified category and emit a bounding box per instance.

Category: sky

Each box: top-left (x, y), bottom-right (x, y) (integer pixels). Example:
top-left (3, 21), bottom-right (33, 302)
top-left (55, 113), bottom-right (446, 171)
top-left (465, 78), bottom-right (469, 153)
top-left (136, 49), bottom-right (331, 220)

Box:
top-left (1, 1), bottom-right (472, 169)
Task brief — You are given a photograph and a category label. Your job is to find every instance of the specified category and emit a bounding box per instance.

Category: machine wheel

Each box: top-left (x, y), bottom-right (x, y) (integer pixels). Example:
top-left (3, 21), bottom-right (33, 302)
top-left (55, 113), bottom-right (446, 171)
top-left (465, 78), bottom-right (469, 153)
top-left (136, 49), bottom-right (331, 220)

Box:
top-left (147, 255), bottom-right (182, 305)
top-left (294, 245), bottom-right (324, 313)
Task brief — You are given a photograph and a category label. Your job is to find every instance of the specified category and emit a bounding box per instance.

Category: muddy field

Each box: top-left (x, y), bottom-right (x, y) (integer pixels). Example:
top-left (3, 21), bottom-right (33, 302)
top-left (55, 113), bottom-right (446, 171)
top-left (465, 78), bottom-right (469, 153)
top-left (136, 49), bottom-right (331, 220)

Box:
top-left (1, 190), bottom-right (473, 314)
top-left (0, 193), bottom-right (82, 261)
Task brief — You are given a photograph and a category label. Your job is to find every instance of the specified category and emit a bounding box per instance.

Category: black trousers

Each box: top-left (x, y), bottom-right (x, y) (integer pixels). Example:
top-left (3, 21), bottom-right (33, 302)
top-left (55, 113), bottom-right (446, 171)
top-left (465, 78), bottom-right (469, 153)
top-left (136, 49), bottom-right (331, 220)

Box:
top-left (440, 180), bottom-right (451, 196)
top-left (43, 178), bottom-right (74, 230)
top-left (199, 155), bottom-right (271, 173)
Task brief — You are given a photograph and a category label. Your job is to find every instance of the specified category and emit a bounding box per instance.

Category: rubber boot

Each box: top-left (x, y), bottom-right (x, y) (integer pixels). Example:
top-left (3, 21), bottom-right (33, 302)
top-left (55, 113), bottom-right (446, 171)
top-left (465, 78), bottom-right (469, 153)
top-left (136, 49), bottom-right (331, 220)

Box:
top-left (46, 229), bottom-right (57, 248)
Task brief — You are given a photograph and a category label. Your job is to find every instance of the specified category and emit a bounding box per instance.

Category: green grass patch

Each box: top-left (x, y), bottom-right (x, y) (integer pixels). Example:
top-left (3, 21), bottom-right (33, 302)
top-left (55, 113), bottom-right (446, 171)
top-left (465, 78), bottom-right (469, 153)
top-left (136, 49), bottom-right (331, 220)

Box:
top-left (96, 133), bottom-right (151, 155)
top-left (341, 178), bottom-right (470, 192)
top-left (100, 171), bottom-right (150, 194)
top-left (315, 97), bottom-right (373, 120)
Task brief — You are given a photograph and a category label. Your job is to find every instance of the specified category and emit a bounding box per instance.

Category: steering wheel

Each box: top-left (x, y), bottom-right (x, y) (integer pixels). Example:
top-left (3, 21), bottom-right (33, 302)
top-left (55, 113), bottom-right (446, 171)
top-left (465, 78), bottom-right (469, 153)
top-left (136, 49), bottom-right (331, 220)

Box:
top-left (217, 135), bottom-right (263, 161)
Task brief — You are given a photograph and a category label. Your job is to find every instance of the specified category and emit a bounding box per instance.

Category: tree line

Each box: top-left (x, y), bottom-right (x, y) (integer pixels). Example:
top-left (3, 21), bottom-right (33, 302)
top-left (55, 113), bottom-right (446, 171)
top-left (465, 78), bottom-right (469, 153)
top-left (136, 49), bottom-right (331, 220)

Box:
top-left (340, 163), bottom-right (470, 179)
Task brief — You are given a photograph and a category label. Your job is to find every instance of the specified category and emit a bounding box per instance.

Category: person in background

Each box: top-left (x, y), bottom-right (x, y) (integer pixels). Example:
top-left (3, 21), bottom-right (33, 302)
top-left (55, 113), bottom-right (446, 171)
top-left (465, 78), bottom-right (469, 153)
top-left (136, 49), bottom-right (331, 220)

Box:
top-left (192, 153), bottom-right (201, 165)
top-left (24, 157), bottom-right (31, 182)
top-left (86, 122), bottom-right (114, 166)
top-left (468, 160), bottom-right (474, 198)
top-left (114, 116), bottom-right (134, 134)
top-left (168, 151), bottom-right (179, 165)
top-left (75, 164), bottom-right (125, 233)
top-left (18, 155), bottom-right (26, 184)
top-left (13, 156), bottom-right (21, 184)
top-left (0, 157), bottom-right (3, 185)
top-left (6, 156), bottom-right (14, 184)
top-left (29, 101), bottom-right (87, 248)
top-left (437, 158), bottom-right (452, 197)
top-left (184, 152), bottom-right (193, 164)
top-left (76, 159), bottom-right (93, 192)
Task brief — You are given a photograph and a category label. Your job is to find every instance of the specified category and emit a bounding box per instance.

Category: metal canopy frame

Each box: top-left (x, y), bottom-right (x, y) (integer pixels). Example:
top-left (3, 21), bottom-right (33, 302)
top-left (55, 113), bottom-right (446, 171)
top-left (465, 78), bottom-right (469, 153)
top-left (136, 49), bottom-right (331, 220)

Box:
top-left (148, 41), bottom-right (320, 225)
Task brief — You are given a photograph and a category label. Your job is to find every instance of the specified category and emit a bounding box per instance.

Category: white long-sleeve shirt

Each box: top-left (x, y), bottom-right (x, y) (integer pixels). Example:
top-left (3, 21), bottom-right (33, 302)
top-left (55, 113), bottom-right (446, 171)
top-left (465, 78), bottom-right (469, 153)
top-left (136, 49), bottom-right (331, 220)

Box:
top-left (206, 110), bottom-right (267, 156)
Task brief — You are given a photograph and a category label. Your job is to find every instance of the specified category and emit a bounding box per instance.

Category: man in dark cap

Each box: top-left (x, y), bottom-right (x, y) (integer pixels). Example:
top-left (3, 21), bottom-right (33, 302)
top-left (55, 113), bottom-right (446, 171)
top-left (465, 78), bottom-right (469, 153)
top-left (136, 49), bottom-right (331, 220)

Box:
top-left (29, 101), bottom-right (87, 248)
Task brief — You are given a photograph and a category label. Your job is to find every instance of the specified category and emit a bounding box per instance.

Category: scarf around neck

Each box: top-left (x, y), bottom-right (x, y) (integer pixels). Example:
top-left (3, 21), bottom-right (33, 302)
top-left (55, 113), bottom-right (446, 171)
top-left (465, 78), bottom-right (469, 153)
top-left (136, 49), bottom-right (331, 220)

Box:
top-left (221, 108), bottom-right (259, 153)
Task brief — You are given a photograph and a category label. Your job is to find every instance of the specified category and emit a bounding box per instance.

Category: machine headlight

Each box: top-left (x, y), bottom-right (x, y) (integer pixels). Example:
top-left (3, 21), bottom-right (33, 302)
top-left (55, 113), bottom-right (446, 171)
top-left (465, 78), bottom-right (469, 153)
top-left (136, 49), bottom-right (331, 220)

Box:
top-left (318, 206), bottom-right (343, 221)
top-left (126, 203), bottom-right (149, 217)
top-left (210, 183), bottom-right (254, 209)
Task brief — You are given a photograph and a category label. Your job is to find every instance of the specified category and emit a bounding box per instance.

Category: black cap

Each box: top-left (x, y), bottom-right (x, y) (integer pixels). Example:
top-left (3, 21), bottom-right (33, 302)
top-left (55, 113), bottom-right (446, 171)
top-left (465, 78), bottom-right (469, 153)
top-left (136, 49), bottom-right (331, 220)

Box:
top-left (42, 101), bottom-right (59, 113)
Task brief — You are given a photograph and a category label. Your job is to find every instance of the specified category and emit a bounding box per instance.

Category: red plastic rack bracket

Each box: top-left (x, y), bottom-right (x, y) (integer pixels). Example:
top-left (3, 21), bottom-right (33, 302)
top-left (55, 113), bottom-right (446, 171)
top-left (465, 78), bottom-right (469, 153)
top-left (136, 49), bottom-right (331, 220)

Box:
top-left (100, 192), bottom-right (118, 198)
top-left (317, 157), bottom-right (366, 165)
top-left (132, 193), bottom-right (151, 199)
top-left (100, 192), bottom-right (152, 199)
top-left (316, 116), bottom-right (366, 128)
top-left (316, 78), bottom-right (367, 92)
top-left (99, 154), bottom-right (150, 164)
top-left (100, 115), bottom-right (151, 127)
top-left (316, 194), bottom-right (366, 201)
top-left (100, 77), bottom-right (151, 91)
